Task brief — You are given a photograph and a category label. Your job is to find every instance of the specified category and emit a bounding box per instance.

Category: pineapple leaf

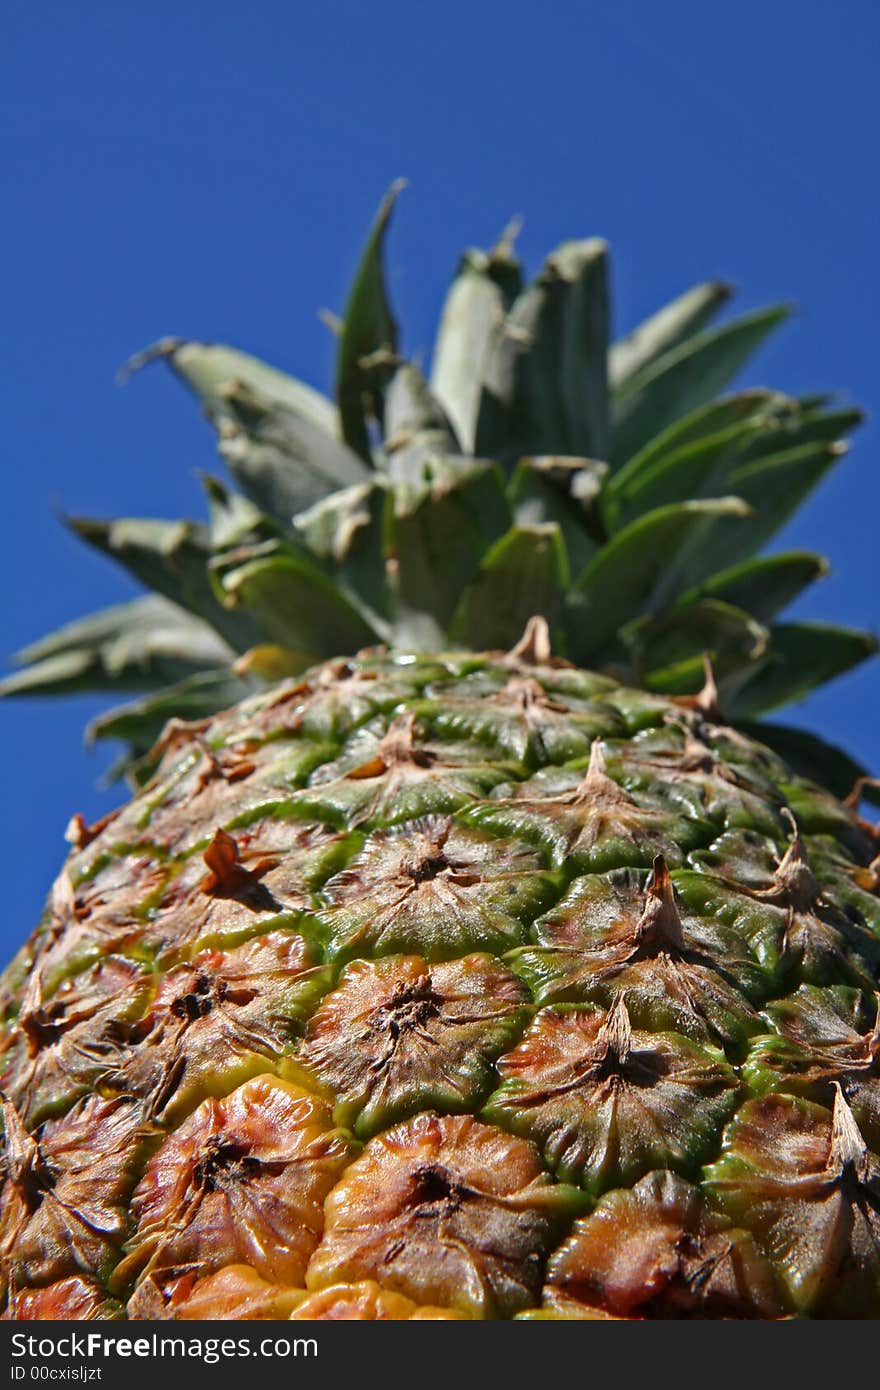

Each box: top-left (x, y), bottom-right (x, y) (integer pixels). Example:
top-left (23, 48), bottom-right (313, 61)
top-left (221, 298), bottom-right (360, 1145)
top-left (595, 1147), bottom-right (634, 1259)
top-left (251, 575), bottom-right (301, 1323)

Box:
top-left (609, 304), bottom-right (790, 467)
top-left (605, 390), bottom-right (784, 524)
top-left (783, 401), bottom-right (864, 445)
top-left (556, 240), bottom-right (610, 460)
top-left (0, 596), bottom-right (232, 697)
top-left (200, 474), bottom-right (275, 550)
top-left (743, 722), bottom-right (880, 806)
top-left (430, 232), bottom-right (522, 452)
top-left (724, 621), bottom-right (879, 718)
top-left (132, 339), bottom-right (369, 519)
top-left (606, 409), bottom-right (783, 532)
top-left (66, 514), bottom-right (262, 652)
top-left (509, 456), bottom-right (607, 576)
top-left (383, 362), bottom-right (461, 481)
top-left (293, 480), bottom-right (391, 636)
top-left (336, 180), bottom-right (404, 461)
top-left (678, 551), bottom-right (829, 625)
top-left (126, 337), bottom-right (340, 438)
top-left (475, 239), bottom-right (610, 462)
top-left (388, 458), bottom-right (510, 649)
top-left (213, 378), bottom-right (371, 520)
top-left (609, 281), bottom-right (732, 391)
top-left (569, 496), bottom-right (752, 661)
top-left (608, 399), bottom-right (857, 536)
top-left (622, 599), bottom-right (769, 691)
top-left (670, 439), bottom-right (846, 589)
top-left (451, 523), bottom-right (569, 651)
top-left (212, 539), bottom-right (379, 659)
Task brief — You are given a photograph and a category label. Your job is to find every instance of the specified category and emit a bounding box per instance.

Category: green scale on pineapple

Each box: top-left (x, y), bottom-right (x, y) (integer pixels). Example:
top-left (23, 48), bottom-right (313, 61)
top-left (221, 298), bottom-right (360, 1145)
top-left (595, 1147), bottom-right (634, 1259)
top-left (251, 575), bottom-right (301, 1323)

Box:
top-left (1, 186), bottom-right (879, 1321)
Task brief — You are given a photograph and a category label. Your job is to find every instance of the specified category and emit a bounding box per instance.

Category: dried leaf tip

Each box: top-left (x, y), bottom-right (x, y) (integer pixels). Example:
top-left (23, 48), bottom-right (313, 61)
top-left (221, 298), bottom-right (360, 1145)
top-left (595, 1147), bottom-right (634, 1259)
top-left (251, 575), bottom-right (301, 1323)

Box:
top-left (571, 739), bottom-right (633, 808)
top-left (770, 809), bottom-right (820, 910)
top-left (597, 994), bottom-right (633, 1067)
top-left (491, 215), bottom-right (523, 263)
top-left (676, 655), bottom-right (724, 725)
top-left (146, 715), bottom-right (214, 769)
top-left (844, 776), bottom-right (880, 810)
top-left (401, 816), bottom-right (455, 883)
top-left (863, 994), bottom-right (880, 1067)
top-left (508, 616), bottom-right (552, 667)
top-left (829, 1084), bottom-right (871, 1184)
top-left (115, 336), bottom-right (184, 386)
top-left (64, 812), bottom-right (106, 851)
top-left (639, 856), bottom-right (686, 951)
top-left (202, 828), bottom-right (245, 895)
top-left (0, 1096), bottom-right (51, 1197)
top-left (349, 712), bottom-right (431, 779)
top-left (200, 828), bottom-right (278, 905)
top-left (844, 776), bottom-right (880, 837)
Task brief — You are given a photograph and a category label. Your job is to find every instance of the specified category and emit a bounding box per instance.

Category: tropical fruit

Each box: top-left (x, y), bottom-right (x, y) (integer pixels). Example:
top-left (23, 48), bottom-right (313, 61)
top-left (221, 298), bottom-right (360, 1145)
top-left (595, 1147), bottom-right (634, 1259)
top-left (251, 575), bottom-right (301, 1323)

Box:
top-left (1, 190), bottom-right (878, 1319)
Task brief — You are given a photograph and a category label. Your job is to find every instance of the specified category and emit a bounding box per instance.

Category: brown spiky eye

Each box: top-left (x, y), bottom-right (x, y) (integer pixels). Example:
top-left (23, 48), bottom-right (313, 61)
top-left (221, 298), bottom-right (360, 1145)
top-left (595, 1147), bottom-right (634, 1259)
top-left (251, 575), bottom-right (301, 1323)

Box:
top-left (484, 997), bottom-right (740, 1192)
top-left (1, 1095), bottom-right (156, 1292)
top-left (300, 953), bottom-right (528, 1137)
top-left (305, 1111), bottom-right (584, 1318)
top-left (511, 862), bottom-right (766, 1047)
top-left (115, 1076), bottom-right (353, 1294)
top-left (543, 1170), bottom-right (781, 1319)
top-left (704, 1088), bottom-right (880, 1316)
top-left (109, 932), bottom-right (329, 1124)
top-left (315, 817), bottom-right (557, 962)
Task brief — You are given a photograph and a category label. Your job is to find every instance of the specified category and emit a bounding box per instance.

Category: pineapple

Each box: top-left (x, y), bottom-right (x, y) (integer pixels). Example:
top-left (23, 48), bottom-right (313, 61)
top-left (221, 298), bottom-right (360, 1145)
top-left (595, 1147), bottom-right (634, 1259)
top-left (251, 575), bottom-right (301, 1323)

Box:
top-left (2, 187), bottom-right (879, 1321)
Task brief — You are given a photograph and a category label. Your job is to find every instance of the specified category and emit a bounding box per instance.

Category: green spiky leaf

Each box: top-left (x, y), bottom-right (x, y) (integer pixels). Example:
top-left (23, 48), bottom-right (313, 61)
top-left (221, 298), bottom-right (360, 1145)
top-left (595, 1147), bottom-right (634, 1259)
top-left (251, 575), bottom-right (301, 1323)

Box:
top-left (383, 362), bottom-right (460, 481)
top-left (609, 281), bottom-right (732, 390)
top-left (213, 379), bottom-right (371, 519)
top-left (670, 439), bottom-right (846, 590)
top-left (0, 596), bottom-right (232, 697)
top-left (725, 622), bottom-right (879, 717)
top-left (200, 475), bottom-right (275, 551)
top-left (569, 496), bottom-right (752, 661)
top-left (336, 181), bottom-right (404, 460)
top-left (388, 458), bottom-right (510, 648)
top-left (622, 599), bottom-right (768, 691)
top-left (509, 456), bottom-right (607, 575)
top-left (605, 390), bottom-right (784, 526)
top-left (126, 337), bottom-right (340, 438)
top-left (452, 523), bottom-right (569, 651)
top-left (212, 539), bottom-right (379, 659)
top-left (430, 231), bottom-right (522, 451)
top-left (476, 239), bottom-right (610, 461)
top-left (609, 304), bottom-right (790, 467)
top-left (293, 479), bottom-right (390, 635)
top-left (679, 551), bottom-right (829, 624)
top-left (606, 406), bottom-right (783, 532)
top-left (66, 515), bottom-right (261, 652)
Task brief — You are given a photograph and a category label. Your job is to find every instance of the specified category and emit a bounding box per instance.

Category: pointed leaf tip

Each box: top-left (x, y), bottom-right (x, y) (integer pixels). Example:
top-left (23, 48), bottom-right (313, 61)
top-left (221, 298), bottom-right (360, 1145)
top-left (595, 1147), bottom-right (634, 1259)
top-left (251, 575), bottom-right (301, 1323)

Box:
top-left (335, 183), bottom-right (406, 460)
top-left (116, 337), bottom-right (184, 386)
top-left (508, 616), bottom-right (553, 666)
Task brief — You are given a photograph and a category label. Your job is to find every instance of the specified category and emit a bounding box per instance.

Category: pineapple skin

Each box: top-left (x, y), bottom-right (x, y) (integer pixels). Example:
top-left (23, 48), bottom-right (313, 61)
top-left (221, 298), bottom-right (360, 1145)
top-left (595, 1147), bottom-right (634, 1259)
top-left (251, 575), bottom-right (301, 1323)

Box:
top-left (2, 646), bottom-right (880, 1321)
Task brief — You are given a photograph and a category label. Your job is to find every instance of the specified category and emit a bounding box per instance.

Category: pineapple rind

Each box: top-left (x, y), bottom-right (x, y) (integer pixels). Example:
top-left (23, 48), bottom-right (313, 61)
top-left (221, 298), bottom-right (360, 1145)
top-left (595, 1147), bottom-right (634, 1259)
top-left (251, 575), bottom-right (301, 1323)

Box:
top-left (1, 648), bottom-right (879, 1319)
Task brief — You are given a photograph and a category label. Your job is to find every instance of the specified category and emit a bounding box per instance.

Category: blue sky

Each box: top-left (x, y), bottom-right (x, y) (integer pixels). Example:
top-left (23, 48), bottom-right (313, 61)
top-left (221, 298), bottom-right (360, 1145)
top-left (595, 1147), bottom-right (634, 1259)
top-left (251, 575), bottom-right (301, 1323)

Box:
top-left (2, 1), bottom-right (878, 946)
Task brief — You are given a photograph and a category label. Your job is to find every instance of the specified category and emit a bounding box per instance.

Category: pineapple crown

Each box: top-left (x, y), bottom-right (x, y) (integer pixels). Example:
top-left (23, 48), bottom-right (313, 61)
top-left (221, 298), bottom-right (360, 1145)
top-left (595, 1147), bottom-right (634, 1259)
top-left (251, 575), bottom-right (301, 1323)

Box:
top-left (3, 184), bottom-right (876, 793)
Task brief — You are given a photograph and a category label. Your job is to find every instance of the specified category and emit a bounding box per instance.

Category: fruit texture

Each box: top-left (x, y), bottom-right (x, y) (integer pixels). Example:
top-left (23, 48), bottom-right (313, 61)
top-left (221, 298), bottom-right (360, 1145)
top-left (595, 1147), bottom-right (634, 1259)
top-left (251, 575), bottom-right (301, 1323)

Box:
top-left (2, 190), bottom-right (879, 1318)
top-left (2, 643), bottom-right (879, 1319)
